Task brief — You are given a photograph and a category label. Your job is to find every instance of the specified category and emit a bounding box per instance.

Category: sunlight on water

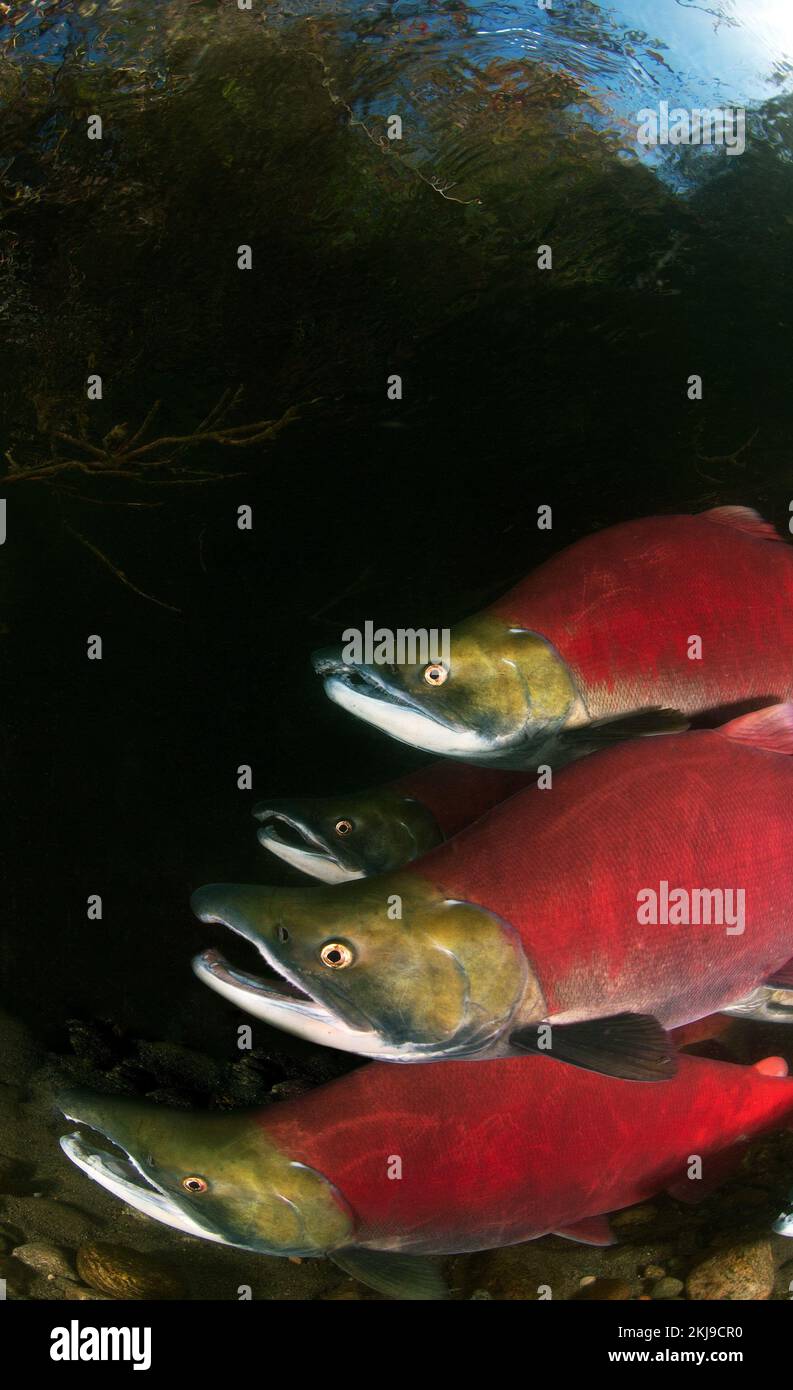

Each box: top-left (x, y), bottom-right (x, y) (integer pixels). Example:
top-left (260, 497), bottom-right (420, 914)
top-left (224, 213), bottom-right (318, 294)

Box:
top-left (4, 2), bottom-right (793, 185)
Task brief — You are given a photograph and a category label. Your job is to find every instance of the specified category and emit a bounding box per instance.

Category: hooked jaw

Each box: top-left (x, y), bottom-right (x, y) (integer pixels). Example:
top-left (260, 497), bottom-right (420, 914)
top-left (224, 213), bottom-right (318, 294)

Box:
top-left (312, 619), bottom-right (580, 767)
top-left (253, 801), bottom-right (365, 884)
top-left (190, 880), bottom-right (533, 1062)
top-left (312, 639), bottom-right (505, 760)
top-left (191, 883), bottom-right (404, 1058)
top-left (58, 1090), bottom-right (225, 1243)
top-left (57, 1088), bottom-right (355, 1257)
top-left (192, 948), bottom-right (395, 1056)
top-left (320, 661), bottom-right (498, 760)
top-left (254, 791), bottom-right (443, 882)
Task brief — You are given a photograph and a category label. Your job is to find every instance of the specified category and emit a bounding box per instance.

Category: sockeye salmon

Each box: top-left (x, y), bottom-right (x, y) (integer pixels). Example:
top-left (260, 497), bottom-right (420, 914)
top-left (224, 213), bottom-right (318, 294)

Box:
top-left (192, 704), bottom-right (793, 1077)
top-left (314, 507), bottom-right (793, 767)
top-left (253, 763), bottom-right (537, 881)
top-left (58, 1051), bottom-right (793, 1299)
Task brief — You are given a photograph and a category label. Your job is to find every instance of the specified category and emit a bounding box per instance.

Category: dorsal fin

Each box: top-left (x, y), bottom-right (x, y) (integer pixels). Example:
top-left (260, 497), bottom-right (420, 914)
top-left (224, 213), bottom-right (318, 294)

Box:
top-left (702, 505), bottom-right (782, 542)
top-left (719, 703), bottom-right (793, 754)
top-left (752, 1056), bottom-right (788, 1078)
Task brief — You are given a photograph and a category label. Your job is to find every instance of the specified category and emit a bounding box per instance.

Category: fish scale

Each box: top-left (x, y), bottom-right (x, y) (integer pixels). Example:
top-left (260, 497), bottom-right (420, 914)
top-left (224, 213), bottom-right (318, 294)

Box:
top-left (257, 1052), bottom-right (793, 1255)
top-left (316, 509), bottom-right (793, 770)
top-left (57, 1053), bottom-right (793, 1292)
top-left (409, 723), bottom-right (793, 1027)
top-left (191, 704), bottom-right (793, 1075)
top-left (487, 509), bottom-right (793, 717)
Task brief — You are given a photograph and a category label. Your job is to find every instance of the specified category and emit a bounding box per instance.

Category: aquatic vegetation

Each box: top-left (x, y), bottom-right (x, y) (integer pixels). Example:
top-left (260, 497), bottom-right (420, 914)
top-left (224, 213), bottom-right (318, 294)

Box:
top-left (0, 387), bottom-right (307, 605)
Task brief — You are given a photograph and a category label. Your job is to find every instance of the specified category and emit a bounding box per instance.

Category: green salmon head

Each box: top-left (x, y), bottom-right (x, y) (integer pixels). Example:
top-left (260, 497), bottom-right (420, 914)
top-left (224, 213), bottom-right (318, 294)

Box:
top-left (253, 789), bottom-right (442, 882)
top-left (314, 614), bottom-right (580, 767)
top-left (191, 875), bottom-right (537, 1061)
top-left (58, 1090), bottom-right (353, 1256)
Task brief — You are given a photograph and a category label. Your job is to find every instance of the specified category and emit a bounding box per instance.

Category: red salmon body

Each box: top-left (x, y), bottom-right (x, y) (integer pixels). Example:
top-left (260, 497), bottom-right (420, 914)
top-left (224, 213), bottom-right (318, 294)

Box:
top-left (391, 762), bottom-right (538, 839)
top-left (488, 510), bottom-right (793, 718)
top-left (261, 1053), bottom-right (793, 1255)
top-left (405, 720), bottom-right (793, 1029)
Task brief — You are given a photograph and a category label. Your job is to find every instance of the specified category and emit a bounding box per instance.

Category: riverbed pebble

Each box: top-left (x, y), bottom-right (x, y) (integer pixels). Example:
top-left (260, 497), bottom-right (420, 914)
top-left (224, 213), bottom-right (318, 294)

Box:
top-left (76, 1241), bottom-right (185, 1300)
top-left (686, 1240), bottom-right (775, 1301)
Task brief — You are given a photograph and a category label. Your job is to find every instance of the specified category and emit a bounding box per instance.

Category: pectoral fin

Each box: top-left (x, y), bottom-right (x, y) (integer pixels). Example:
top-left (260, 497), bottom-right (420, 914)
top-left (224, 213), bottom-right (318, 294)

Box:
top-left (331, 1249), bottom-right (450, 1300)
top-left (551, 1215), bottom-right (616, 1246)
top-left (564, 708), bottom-right (688, 752)
top-left (511, 1013), bottom-right (678, 1082)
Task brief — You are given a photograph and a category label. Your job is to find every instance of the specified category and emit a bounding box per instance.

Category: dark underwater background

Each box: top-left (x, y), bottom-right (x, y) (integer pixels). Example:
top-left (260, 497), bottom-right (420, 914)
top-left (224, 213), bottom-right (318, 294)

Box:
top-left (3, 0), bottom-right (793, 1300)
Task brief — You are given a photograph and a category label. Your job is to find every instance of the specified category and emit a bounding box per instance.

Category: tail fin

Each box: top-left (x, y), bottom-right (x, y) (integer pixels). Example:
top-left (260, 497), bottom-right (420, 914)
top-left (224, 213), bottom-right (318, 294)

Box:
top-left (719, 703), bottom-right (793, 754)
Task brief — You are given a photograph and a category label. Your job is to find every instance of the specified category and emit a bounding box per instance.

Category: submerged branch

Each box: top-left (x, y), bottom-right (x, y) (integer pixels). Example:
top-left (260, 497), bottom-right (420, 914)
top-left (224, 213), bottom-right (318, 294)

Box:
top-left (6, 386), bottom-right (320, 609)
top-left (3, 391), bottom-right (318, 487)
top-left (64, 523), bottom-right (182, 614)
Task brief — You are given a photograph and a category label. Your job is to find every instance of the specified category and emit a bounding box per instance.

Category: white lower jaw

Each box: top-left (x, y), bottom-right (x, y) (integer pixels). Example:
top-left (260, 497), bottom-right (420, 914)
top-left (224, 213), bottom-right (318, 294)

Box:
top-left (324, 676), bottom-right (494, 758)
top-left (257, 828), bottom-right (363, 884)
top-left (59, 1133), bottom-right (225, 1242)
top-left (192, 950), bottom-right (401, 1057)
top-left (721, 986), bottom-right (793, 1022)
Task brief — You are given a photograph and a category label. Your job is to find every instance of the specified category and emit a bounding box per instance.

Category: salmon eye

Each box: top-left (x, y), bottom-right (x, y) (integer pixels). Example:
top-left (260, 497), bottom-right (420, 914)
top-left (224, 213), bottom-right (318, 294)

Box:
top-left (423, 662), bottom-right (448, 686)
top-left (335, 818), bottom-right (353, 836)
top-left (320, 942), bottom-right (354, 969)
top-left (181, 1176), bottom-right (208, 1194)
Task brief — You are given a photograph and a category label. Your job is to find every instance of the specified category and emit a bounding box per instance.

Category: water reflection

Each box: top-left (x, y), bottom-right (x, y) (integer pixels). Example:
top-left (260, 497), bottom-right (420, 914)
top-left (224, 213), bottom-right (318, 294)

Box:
top-left (4, 3), bottom-right (793, 187)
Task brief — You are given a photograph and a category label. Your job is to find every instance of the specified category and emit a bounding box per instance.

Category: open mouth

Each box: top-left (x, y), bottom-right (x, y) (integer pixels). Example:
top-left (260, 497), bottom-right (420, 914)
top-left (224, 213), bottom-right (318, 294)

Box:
top-left (315, 652), bottom-right (499, 760)
top-left (256, 813), bottom-right (319, 853)
top-left (195, 947), bottom-right (334, 1018)
top-left (191, 946), bottom-right (385, 1054)
top-left (253, 807), bottom-right (363, 884)
top-left (190, 884), bottom-right (407, 1058)
top-left (313, 648), bottom-right (423, 713)
top-left (319, 658), bottom-right (419, 711)
top-left (58, 1106), bottom-right (219, 1240)
top-left (320, 662), bottom-right (467, 758)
